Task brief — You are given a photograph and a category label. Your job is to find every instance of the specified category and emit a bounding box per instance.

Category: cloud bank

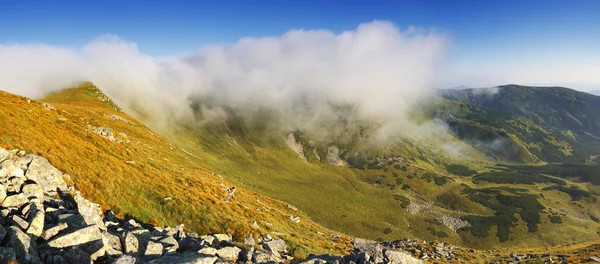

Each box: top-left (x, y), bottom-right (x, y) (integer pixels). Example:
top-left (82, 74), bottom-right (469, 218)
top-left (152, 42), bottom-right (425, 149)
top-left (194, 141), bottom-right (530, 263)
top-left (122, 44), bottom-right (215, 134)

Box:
top-left (0, 21), bottom-right (448, 143)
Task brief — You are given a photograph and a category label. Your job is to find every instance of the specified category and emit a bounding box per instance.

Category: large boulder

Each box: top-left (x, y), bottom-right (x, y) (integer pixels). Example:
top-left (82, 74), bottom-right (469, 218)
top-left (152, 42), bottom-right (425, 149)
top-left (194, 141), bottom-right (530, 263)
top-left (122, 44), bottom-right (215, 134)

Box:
top-left (353, 238), bottom-right (384, 263)
top-left (46, 225), bottom-right (103, 248)
top-left (262, 239), bottom-right (288, 255)
top-left (216, 246), bottom-right (241, 262)
top-left (73, 192), bottom-right (107, 230)
top-left (384, 249), bottom-right (423, 264)
top-left (26, 204), bottom-right (45, 239)
top-left (25, 156), bottom-right (67, 194)
top-left (144, 241), bottom-right (163, 261)
top-left (5, 226), bottom-right (42, 264)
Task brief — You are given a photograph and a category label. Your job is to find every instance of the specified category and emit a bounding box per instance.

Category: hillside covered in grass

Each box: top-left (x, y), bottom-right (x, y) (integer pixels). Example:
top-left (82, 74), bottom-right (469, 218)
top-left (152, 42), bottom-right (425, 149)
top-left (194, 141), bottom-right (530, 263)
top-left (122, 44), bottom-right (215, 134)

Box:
top-left (0, 83), bottom-right (351, 258)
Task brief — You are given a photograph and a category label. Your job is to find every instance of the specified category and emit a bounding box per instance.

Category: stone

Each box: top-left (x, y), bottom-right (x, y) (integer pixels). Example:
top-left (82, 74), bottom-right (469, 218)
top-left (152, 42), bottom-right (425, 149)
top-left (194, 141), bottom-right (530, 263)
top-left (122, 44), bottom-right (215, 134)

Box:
top-left (63, 247), bottom-right (91, 264)
top-left (385, 249), bottom-right (423, 264)
top-left (11, 215), bottom-right (30, 230)
top-left (262, 239), bottom-right (287, 255)
top-left (0, 185), bottom-right (6, 204)
top-left (0, 247), bottom-right (16, 264)
top-left (124, 232), bottom-right (142, 255)
top-left (46, 225), bottom-right (103, 248)
top-left (212, 233), bottom-right (231, 244)
top-left (5, 226), bottom-right (41, 264)
top-left (148, 252), bottom-right (217, 264)
top-left (40, 223), bottom-right (68, 240)
top-left (25, 156), bottom-right (68, 193)
top-left (145, 241), bottom-right (163, 261)
top-left (200, 235), bottom-right (215, 246)
top-left (104, 231), bottom-right (123, 251)
top-left (0, 148), bottom-right (9, 163)
top-left (197, 247), bottom-right (218, 255)
top-left (179, 237), bottom-right (202, 251)
top-left (216, 246), bottom-right (241, 262)
top-left (353, 238), bottom-right (384, 263)
top-left (26, 204), bottom-right (44, 238)
top-left (159, 235), bottom-right (179, 251)
top-left (22, 184), bottom-right (44, 199)
top-left (0, 160), bottom-right (25, 179)
top-left (15, 155), bottom-right (34, 170)
top-left (253, 251), bottom-right (282, 263)
top-left (73, 192), bottom-right (107, 230)
top-left (114, 255), bottom-right (142, 264)
top-left (244, 235), bottom-right (256, 246)
top-left (57, 213), bottom-right (87, 229)
top-left (6, 176), bottom-right (25, 193)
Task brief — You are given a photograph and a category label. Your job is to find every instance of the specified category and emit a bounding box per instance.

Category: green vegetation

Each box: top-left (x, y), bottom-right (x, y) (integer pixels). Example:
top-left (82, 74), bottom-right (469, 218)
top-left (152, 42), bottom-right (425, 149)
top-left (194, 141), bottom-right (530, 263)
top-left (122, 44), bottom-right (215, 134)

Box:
top-left (549, 215), bottom-right (563, 224)
top-left (446, 164), bottom-right (477, 176)
top-left (473, 170), bottom-right (567, 185)
top-left (542, 186), bottom-right (592, 201)
top-left (461, 187), bottom-right (545, 241)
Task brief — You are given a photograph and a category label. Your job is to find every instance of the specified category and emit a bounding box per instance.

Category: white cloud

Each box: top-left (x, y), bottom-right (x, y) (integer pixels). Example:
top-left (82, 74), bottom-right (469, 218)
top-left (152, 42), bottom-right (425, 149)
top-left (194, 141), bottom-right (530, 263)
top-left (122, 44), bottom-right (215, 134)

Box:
top-left (0, 21), bottom-right (448, 137)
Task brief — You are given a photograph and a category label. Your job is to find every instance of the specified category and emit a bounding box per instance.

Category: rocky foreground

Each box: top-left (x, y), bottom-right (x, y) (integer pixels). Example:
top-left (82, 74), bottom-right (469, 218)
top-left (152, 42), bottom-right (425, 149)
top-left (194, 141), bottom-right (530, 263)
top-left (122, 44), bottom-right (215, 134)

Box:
top-left (0, 147), bottom-right (426, 264)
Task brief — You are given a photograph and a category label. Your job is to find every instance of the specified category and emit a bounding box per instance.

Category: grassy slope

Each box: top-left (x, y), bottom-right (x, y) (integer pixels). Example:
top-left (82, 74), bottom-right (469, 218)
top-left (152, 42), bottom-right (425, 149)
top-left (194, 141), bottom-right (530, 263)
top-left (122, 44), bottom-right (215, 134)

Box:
top-left (0, 83), bottom-right (351, 257)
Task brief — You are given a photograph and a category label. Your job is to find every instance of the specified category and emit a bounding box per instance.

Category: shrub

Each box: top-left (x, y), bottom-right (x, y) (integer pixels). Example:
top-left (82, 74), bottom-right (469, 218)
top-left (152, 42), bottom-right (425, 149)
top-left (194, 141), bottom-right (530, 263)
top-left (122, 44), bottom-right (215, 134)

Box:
top-left (446, 164), bottom-right (477, 176)
top-left (549, 215), bottom-right (562, 224)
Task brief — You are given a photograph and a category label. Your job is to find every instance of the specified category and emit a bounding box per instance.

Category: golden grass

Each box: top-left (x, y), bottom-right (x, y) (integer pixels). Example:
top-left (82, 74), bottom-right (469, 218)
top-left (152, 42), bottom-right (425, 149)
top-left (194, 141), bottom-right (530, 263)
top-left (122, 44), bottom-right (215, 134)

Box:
top-left (0, 83), bottom-right (351, 257)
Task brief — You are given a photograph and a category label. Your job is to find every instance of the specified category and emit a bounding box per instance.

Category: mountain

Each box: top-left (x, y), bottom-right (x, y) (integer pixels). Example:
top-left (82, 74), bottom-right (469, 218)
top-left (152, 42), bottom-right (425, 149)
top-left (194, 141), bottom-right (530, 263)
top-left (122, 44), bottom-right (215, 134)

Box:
top-left (439, 85), bottom-right (600, 163)
top-left (2, 82), bottom-right (600, 261)
top-left (0, 83), bottom-right (351, 258)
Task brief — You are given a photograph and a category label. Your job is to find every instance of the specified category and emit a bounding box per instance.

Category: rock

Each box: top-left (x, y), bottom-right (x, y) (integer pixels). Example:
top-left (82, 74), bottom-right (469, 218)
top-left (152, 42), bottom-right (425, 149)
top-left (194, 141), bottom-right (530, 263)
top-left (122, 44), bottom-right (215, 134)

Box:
top-left (212, 233), bottom-right (231, 245)
top-left (353, 238), bottom-right (384, 263)
top-left (11, 215), bottom-right (30, 230)
top-left (25, 156), bottom-right (67, 194)
top-left (197, 247), bottom-right (218, 255)
top-left (0, 160), bottom-right (25, 179)
top-left (253, 251), bottom-right (282, 263)
top-left (124, 232), bottom-right (142, 255)
top-left (57, 213), bottom-right (87, 229)
top-left (6, 176), bottom-right (25, 193)
top-left (216, 246), bottom-right (242, 261)
top-left (385, 249), bottom-right (423, 264)
top-left (159, 235), bottom-right (179, 251)
top-left (42, 103), bottom-right (55, 110)
top-left (0, 148), bottom-right (9, 163)
top-left (179, 237), bottom-right (202, 251)
top-left (114, 255), bottom-right (143, 264)
top-left (244, 235), bottom-right (256, 246)
top-left (73, 192), bottom-right (106, 230)
top-left (145, 241), bottom-right (163, 261)
top-left (82, 238), bottom-right (107, 261)
top-left (148, 252), bottom-right (217, 264)
top-left (0, 247), bottom-right (16, 263)
top-left (262, 239), bottom-right (287, 255)
top-left (46, 225), bottom-right (103, 248)
top-left (0, 185), bottom-right (5, 205)
top-left (26, 204), bottom-right (44, 238)
top-left (104, 231), bottom-right (123, 251)
top-left (200, 235), bottom-right (215, 246)
top-left (63, 247), bottom-right (91, 264)
top-left (22, 184), bottom-right (44, 199)
top-left (5, 226), bottom-right (41, 264)
top-left (15, 155), bottom-right (34, 170)
top-left (40, 223), bottom-right (68, 240)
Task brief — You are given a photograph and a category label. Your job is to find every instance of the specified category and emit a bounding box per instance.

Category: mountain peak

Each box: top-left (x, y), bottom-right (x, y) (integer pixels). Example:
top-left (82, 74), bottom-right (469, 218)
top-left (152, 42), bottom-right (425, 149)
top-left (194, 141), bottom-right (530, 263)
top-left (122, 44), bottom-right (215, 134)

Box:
top-left (42, 82), bottom-right (122, 112)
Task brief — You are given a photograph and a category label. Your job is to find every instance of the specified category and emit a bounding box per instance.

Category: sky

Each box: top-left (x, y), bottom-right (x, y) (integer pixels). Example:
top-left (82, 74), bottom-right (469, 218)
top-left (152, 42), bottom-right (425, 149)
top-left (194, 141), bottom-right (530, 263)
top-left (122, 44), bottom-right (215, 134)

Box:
top-left (1, 0), bottom-right (600, 90)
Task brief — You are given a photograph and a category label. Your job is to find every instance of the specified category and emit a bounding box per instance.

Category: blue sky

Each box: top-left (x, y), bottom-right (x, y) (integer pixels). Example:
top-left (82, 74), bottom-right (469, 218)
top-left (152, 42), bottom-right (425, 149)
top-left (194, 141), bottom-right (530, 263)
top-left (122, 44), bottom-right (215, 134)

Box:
top-left (1, 0), bottom-right (599, 89)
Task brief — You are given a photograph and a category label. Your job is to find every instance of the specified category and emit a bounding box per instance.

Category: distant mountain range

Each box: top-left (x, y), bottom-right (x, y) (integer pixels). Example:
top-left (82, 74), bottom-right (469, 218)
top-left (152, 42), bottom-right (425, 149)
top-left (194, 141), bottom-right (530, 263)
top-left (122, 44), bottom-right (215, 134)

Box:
top-left (588, 90), bottom-right (600, 96)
